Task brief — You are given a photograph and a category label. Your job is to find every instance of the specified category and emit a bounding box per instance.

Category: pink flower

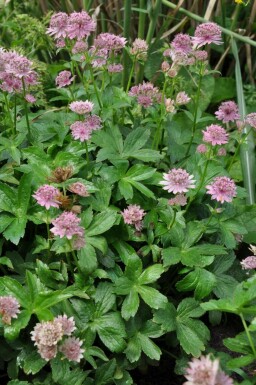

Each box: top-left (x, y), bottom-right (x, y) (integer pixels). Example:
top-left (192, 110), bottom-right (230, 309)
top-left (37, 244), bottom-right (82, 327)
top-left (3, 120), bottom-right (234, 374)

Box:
top-left (5, 56), bottom-right (33, 78)
top-left (193, 50), bottom-right (208, 61)
top-left (70, 121), bottom-right (92, 142)
top-left (86, 115), bottom-right (102, 131)
top-left (215, 101), bottom-right (240, 123)
top-left (217, 147), bottom-right (227, 156)
top-left (25, 94), bottom-right (36, 103)
top-left (55, 315), bottom-right (76, 335)
top-left (31, 319), bottom-right (63, 347)
top-left (215, 370), bottom-right (234, 385)
top-left (196, 144), bottom-right (207, 153)
top-left (59, 337), bottom-right (85, 362)
top-left (202, 124), bottom-right (229, 145)
top-left (69, 100), bottom-right (94, 114)
top-left (72, 234), bottom-right (86, 250)
top-left (67, 182), bottom-right (89, 197)
top-left (90, 47), bottom-right (108, 68)
top-left (33, 185), bottom-right (60, 210)
top-left (165, 98), bottom-right (176, 113)
top-left (0, 296), bottom-right (20, 325)
top-left (55, 70), bottom-right (74, 88)
top-left (107, 64), bottom-right (123, 73)
top-left (38, 345), bottom-right (58, 361)
top-left (240, 256), bottom-right (256, 270)
top-left (121, 204), bottom-right (146, 231)
top-left (168, 194), bottom-right (187, 206)
top-left (72, 41), bottom-right (88, 54)
top-left (192, 22), bottom-right (222, 47)
top-left (55, 39), bottom-right (66, 48)
top-left (67, 11), bottom-right (96, 40)
top-left (160, 168), bottom-right (196, 194)
top-left (245, 112), bottom-right (256, 129)
top-left (171, 33), bottom-right (192, 54)
top-left (183, 355), bottom-right (219, 385)
top-left (206, 176), bottom-right (237, 203)
top-left (130, 38), bottom-right (148, 60)
top-left (176, 91), bottom-right (191, 105)
top-left (129, 82), bottom-right (161, 107)
top-left (47, 12), bottom-right (69, 39)
top-left (161, 61), bottom-right (170, 72)
top-left (94, 33), bottom-right (127, 51)
top-left (51, 211), bottom-right (84, 239)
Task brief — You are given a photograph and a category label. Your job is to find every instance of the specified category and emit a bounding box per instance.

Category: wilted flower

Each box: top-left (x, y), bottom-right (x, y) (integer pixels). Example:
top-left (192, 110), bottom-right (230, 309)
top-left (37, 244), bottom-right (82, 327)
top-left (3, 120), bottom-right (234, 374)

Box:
top-left (55, 315), bottom-right (76, 335)
top-left (69, 100), bottom-right (94, 114)
top-left (121, 204), bottom-right (146, 231)
top-left (215, 101), bottom-right (240, 123)
top-left (183, 355), bottom-right (219, 385)
top-left (168, 194), bottom-right (187, 206)
top-left (192, 22), bottom-right (222, 47)
top-left (67, 182), bottom-right (89, 197)
top-left (245, 112), bottom-right (256, 129)
top-left (202, 124), bottom-right (229, 145)
top-left (176, 91), bottom-right (191, 105)
top-left (33, 185), bottom-right (60, 210)
top-left (51, 211), bottom-right (84, 239)
top-left (206, 176), bottom-right (237, 203)
top-left (160, 168), bottom-right (196, 194)
top-left (56, 70), bottom-right (74, 88)
top-left (165, 98), bottom-right (176, 113)
top-left (0, 296), bottom-right (20, 325)
top-left (161, 61), bottom-right (170, 72)
top-left (48, 166), bottom-right (73, 183)
top-left (59, 337), bottom-right (85, 362)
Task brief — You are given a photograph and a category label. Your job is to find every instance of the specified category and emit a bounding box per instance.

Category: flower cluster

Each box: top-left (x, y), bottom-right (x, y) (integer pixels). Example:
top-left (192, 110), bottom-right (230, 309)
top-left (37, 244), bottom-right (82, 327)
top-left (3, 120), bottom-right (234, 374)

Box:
top-left (202, 124), bottom-right (229, 146)
top-left (51, 211), bottom-right (85, 248)
top-left (121, 204), bottom-right (146, 231)
top-left (129, 81), bottom-right (161, 108)
top-left (184, 355), bottom-right (233, 385)
top-left (33, 185), bottom-right (60, 210)
top-left (215, 101), bottom-right (240, 123)
top-left (0, 48), bottom-right (38, 95)
top-left (31, 315), bottom-right (84, 362)
top-left (0, 296), bottom-right (20, 325)
top-left (55, 70), bottom-right (74, 88)
top-left (192, 22), bottom-right (222, 47)
top-left (206, 176), bottom-right (237, 203)
top-left (89, 33), bottom-right (126, 69)
top-left (160, 168), bottom-right (196, 194)
top-left (130, 38), bottom-right (148, 60)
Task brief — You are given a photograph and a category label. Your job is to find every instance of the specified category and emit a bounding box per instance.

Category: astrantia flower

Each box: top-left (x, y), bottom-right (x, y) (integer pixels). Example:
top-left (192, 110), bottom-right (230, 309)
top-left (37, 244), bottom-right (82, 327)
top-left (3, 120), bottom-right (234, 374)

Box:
top-left (129, 82), bottom-right (161, 107)
top-left (47, 12), bottom-right (69, 39)
top-left (168, 194), bottom-right (187, 206)
top-left (67, 11), bottom-right (96, 40)
top-left (206, 176), bottom-right (237, 203)
top-left (121, 204), bottom-right (146, 231)
top-left (56, 70), bottom-right (74, 88)
top-left (69, 100), bottom-right (94, 114)
top-left (241, 256), bottom-right (256, 270)
top-left (171, 33), bottom-right (192, 54)
top-left (72, 234), bottom-right (86, 250)
top-left (0, 296), bottom-right (20, 325)
top-left (59, 337), bottom-right (85, 362)
top-left (90, 47), bottom-right (108, 68)
top-left (196, 144), bottom-right (207, 154)
top-left (31, 319), bottom-right (63, 347)
top-left (38, 344), bottom-right (58, 361)
top-left (72, 40), bottom-right (88, 54)
top-left (70, 121), bottom-right (92, 142)
top-left (6, 56), bottom-right (33, 78)
top-left (94, 33), bottom-right (127, 51)
top-left (160, 168), bottom-right (196, 194)
top-left (55, 315), bottom-right (76, 335)
top-left (202, 124), bottom-right (229, 145)
top-left (85, 115), bottom-right (102, 131)
top-left (215, 101), bottom-right (240, 123)
top-left (67, 182), bottom-right (89, 197)
top-left (130, 38), bottom-right (148, 60)
top-left (165, 98), bottom-right (176, 113)
top-left (183, 355), bottom-right (219, 385)
top-left (245, 112), bottom-right (256, 129)
top-left (215, 370), bottom-right (234, 385)
top-left (192, 22), bottom-right (222, 47)
top-left (33, 185), bottom-right (60, 210)
top-left (193, 50), bottom-right (208, 61)
top-left (217, 147), bottom-right (227, 156)
top-left (176, 91), bottom-right (191, 105)
top-left (107, 64), bottom-right (123, 73)
top-left (51, 211), bottom-right (84, 239)
top-left (25, 94), bottom-right (36, 103)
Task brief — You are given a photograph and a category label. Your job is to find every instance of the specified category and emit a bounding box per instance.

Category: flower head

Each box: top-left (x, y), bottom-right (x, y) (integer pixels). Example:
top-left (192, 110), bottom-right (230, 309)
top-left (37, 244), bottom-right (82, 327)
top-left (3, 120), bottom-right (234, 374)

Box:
top-left (215, 101), bottom-right (240, 123)
top-left (0, 296), bottom-right (20, 325)
top-left (72, 41), bottom-right (88, 54)
top-left (171, 33), bottom-right (192, 54)
top-left (107, 64), bottom-right (123, 73)
top-left (196, 144), bottom-right (207, 154)
top-left (70, 121), bottom-right (92, 142)
top-left (241, 256), bottom-right (256, 270)
top-left (130, 38), bottom-right (148, 59)
top-left (168, 194), bottom-right (187, 206)
top-left (51, 211), bottom-right (84, 239)
top-left (176, 91), bottom-right (191, 105)
top-left (202, 124), bottom-right (229, 145)
top-left (165, 98), bottom-right (176, 113)
top-left (38, 344), bottom-right (58, 361)
top-left (192, 22), bottom-right (222, 47)
top-left (67, 11), bottom-right (96, 40)
top-left (47, 12), bottom-right (69, 39)
top-left (67, 182), bottom-right (89, 197)
top-left (160, 168), bottom-right (196, 194)
top-left (121, 204), bottom-right (145, 231)
top-left (245, 112), bottom-right (256, 129)
top-left (215, 370), bottom-right (234, 385)
top-left (59, 337), bottom-right (85, 362)
top-left (56, 70), bottom-right (74, 88)
top-left (94, 33), bottom-right (126, 51)
top-left (25, 94), bottom-right (36, 103)
top-left (69, 100), bottom-right (94, 114)
top-left (55, 315), bottom-right (76, 335)
top-left (33, 185), bottom-right (60, 210)
top-left (31, 319), bottom-right (63, 347)
top-left (129, 82), bottom-right (161, 108)
top-left (183, 355), bottom-right (219, 385)
top-left (206, 176), bottom-right (237, 203)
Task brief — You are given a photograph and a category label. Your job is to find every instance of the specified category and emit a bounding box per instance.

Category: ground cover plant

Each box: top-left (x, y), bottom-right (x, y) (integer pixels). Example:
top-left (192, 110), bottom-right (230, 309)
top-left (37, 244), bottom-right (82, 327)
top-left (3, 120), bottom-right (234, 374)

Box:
top-left (0, 1), bottom-right (256, 385)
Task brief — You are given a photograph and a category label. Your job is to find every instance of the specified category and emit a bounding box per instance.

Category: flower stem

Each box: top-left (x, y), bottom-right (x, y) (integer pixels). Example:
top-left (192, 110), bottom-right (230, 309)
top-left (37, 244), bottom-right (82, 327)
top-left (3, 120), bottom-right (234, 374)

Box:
top-left (227, 128), bottom-right (252, 172)
top-left (240, 313), bottom-right (256, 357)
top-left (89, 65), bottom-right (102, 109)
top-left (85, 141), bottom-right (90, 165)
top-left (126, 57), bottom-right (136, 93)
top-left (152, 77), bottom-right (167, 150)
top-left (3, 93), bottom-right (14, 135)
top-left (22, 78), bottom-right (31, 141)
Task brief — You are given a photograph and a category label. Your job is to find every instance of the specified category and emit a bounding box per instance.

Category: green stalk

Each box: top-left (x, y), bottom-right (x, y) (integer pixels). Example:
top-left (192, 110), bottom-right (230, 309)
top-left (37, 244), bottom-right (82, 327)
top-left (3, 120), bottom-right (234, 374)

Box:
top-left (240, 313), bottom-right (256, 357)
top-left (122, 0), bottom-right (132, 90)
top-left (89, 65), bottom-right (102, 109)
top-left (138, 0), bottom-right (147, 39)
top-left (14, 94), bottom-right (17, 135)
top-left (22, 78), bottom-right (31, 141)
top-left (3, 93), bottom-right (14, 135)
top-left (126, 57), bottom-right (136, 93)
top-left (162, 0), bottom-right (256, 48)
top-left (85, 141), bottom-right (90, 165)
top-left (146, 0), bottom-right (162, 44)
top-left (152, 76), bottom-right (168, 150)
top-left (232, 39), bottom-right (255, 204)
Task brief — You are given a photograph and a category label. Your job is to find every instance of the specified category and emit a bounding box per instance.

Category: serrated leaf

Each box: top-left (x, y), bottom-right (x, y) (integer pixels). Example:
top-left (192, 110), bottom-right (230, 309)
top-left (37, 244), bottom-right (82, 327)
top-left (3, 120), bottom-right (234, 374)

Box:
top-left (78, 243), bottom-right (98, 274)
top-left (176, 268), bottom-right (217, 299)
top-left (121, 289), bottom-right (140, 320)
top-left (95, 313), bottom-right (126, 352)
top-left (3, 217), bottom-right (27, 245)
top-left (18, 349), bottom-right (46, 375)
top-left (153, 302), bottom-right (177, 332)
top-left (125, 336), bottom-right (141, 363)
top-left (138, 333), bottom-right (161, 360)
top-left (137, 286), bottom-right (167, 309)
top-left (95, 359), bottom-right (116, 385)
top-left (86, 209), bottom-right (117, 236)
top-left (128, 179), bottom-right (155, 199)
top-left (123, 127), bottom-right (149, 155)
top-left (138, 264), bottom-right (164, 285)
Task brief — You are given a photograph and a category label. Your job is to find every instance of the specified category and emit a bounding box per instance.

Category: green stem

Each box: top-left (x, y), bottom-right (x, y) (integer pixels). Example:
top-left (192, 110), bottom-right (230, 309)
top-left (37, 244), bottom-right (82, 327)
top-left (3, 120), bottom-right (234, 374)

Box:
top-left (126, 58), bottom-right (136, 93)
top-left (65, 252), bottom-right (74, 275)
top-left (240, 313), bottom-right (256, 357)
top-left (22, 78), bottom-right (31, 141)
top-left (168, 210), bottom-right (176, 230)
top-left (138, 0), bottom-right (146, 39)
top-left (185, 62), bottom-right (204, 157)
top-left (85, 141), bottom-right (90, 165)
top-left (146, 0), bottom-right (162, 44)
top-left (162, 0), bottom-right (256, 48)
top-left (14, 94), bottom-right (17, 135)
top-left (89, 65), bottom-right (102, 109)
top-left (122, 0), bottom-right (132, 90)
top-left (227, 128), bottom-right (252, 172)
top-left (3, 93), bottom-right (14, 135)
top-left (152, 76), bottom-right (168, 150)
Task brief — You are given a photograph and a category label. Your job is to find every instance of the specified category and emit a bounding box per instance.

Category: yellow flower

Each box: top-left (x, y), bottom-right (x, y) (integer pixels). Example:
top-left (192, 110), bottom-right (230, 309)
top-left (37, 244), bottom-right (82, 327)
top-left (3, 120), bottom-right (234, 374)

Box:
top-left (235, 0), bottom-right (244, 3)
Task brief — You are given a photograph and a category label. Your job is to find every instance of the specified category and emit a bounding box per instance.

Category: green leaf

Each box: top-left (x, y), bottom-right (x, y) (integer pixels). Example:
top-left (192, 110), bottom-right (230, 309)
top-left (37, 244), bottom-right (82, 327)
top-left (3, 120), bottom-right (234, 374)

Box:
top-left (127, 179), bottom-right (155, 199)
top-left (3, 217), bottom-right (27, 245)
top-left (125, 336), bottom-right (141, 363)
top-left (18, 349), bottom-right (46, 375)
top-left (227, 355), bottom-right (255, 369)
top-left (0, 213), bottom-right (15, 233)
top-left (95, 359), bottom-right (116, 385)
top-left (118, 178), bottom-right (134, 199)
top-left (138, 333), bottom-right (161, 360)
top-left (138, 264), bottom-right (164, 285)
top-left (8, 381), bottom-right (31, 385)
top-left (94, 313), bottom-right (126, 353)
top-left (94, 282), bottom-right (116, 315)
top-left (121, 289), bottom-right (140, 320)
top-left (86, 209), bottom-right (117, 236)
top-left (4, 310), bottom-right (31, 340)
top-left (0, 277), bottom-right (28, 308)
top-left (0, 256), bottom-right (13, 269)
top-left (78, 243), bottom-right (98, 274)
top-left (211, 77), bottom-right (236, 103)
top-left (17, 173), bottom-right (32, 214)
top-left (123, 127), bottom-right (149, 155)
top-left (51, 358), bottom-right (70, 383)
top-left (176, 268), bottom-right (217, 300)
top-left (137, 286), bottom-right (167, 309)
